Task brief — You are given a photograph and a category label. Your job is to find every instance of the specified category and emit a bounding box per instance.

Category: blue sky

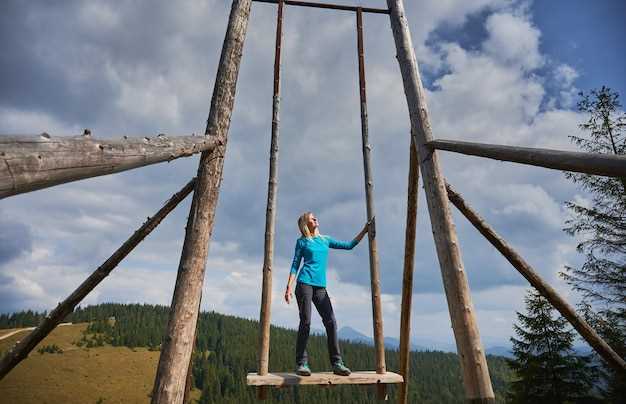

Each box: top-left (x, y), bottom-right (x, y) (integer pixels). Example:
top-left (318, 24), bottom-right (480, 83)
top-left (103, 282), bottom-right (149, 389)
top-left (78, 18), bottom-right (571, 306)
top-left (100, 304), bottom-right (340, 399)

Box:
top-left (533, 0), bottom-right (626, 97)
top-left (1, 0), bottom-right (624, 349)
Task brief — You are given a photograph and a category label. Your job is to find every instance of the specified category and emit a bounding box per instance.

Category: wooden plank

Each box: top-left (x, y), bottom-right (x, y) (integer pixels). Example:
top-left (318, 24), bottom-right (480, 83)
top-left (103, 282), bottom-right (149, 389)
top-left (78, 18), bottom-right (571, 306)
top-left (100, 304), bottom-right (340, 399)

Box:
top-left (386, 1), bottom-right (496, 402)
top-left (428, 139), bottom-right (626, 178)
top-left (445, 181), bottom-right (626, 373)
top-left (399, 137), bottom-right (420, 404)
top-left (0, 133), bottom-right (216, 199)
top-left (0, 179), bottom-right (196, 381)
top-left (150, 1), bottom-right (252, 403)
top-left (247, 371), bottom-right (403, 386)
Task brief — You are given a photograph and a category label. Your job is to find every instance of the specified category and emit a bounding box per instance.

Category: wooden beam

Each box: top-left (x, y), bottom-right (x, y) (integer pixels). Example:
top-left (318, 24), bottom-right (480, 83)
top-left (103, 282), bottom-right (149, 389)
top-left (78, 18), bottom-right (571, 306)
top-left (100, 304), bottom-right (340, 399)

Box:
top-left (386, 1), bottom-right (496, 402)
top-left (151, 1), bottom-right (252, 403)
top-left (445, 182), bottom-right (626, 374)
top-left (0, 178), bottom-right (196, 381)
top-left (257, 0), bottom-right (284, 400)
top-left (428, 139), bottom-right (626, 178)
top-left (356, 6), bottom-right (386, 384)
top-left (0, 133), bottom-right (216, 199)
top-left (399, 137), bottom-right (419, 404)
top-left (247, 371), bottom-right (403, 386)
top-left (252, 0), bottom-right (390, 14)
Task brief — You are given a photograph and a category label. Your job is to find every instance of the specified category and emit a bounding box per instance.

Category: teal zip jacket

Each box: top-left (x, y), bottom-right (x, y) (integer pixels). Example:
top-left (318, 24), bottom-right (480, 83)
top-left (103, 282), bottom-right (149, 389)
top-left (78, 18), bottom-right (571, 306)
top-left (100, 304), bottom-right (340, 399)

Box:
top-left (289, 235), bottom-right (357, 287)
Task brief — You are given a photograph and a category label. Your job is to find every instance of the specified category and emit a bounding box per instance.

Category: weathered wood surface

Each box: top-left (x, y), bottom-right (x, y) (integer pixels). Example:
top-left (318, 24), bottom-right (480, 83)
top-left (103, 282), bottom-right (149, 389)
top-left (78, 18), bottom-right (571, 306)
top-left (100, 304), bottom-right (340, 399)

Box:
top-left (399, 137), bottom-right (419, 404)
top-left (386, 1), bottom-right (496, 402)
top-left (0, 133), bottom-right (216, 199)
top-left (446, 182), bottom-right (626, 374)
top-left (246, 371), bottom-right (404, 386)
top-left (356, 10), bottom-right (387, 400)
top-left (257, 1), bottom-right (284, 401)
top-left (151, 1), bottom-right (252, 403)
top-left (252, 0), bottom-right (390, 14)
top-left (356, 8), bottom-right (386, 379)
top-left (428, 139), bottom-right (626, 178)
top-left (0, 179), bottom-right (196, 381)
top-left (183, 296), bottom-right (202, 404)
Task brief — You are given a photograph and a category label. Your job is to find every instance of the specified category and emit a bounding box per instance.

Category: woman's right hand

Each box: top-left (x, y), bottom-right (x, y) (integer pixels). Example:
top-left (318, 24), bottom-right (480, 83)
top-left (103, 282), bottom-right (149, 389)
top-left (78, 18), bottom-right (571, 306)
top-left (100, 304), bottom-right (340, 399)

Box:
top-left (284, 287), bottom-right (292, 304)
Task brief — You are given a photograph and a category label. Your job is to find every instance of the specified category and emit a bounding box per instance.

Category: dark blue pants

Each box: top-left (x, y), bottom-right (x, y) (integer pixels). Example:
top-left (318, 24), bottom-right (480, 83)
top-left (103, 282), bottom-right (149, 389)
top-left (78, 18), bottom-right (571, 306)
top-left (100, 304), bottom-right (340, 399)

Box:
top-left (295, 282), bottom-right (342, 366)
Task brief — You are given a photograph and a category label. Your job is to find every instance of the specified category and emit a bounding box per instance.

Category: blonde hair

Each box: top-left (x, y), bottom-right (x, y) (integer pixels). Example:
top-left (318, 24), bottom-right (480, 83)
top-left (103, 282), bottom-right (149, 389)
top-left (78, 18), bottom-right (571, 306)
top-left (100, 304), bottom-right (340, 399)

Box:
top-left (297, 212), bottom-right (314, 238)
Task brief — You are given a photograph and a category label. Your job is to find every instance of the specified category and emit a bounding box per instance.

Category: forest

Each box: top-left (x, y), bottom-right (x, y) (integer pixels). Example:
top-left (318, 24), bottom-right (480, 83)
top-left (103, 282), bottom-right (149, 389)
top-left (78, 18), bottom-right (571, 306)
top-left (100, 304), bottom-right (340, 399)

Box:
top-left (0, 303), bottom-right (512, 403)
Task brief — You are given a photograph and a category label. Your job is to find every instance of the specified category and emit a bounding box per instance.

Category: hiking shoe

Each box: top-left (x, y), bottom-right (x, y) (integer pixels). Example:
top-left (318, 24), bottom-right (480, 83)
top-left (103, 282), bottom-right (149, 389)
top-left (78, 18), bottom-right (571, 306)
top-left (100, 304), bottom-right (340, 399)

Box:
top-left (296, 363), bottom-right (311, 376)
top-left (332, 361), bottom-right (351, 376)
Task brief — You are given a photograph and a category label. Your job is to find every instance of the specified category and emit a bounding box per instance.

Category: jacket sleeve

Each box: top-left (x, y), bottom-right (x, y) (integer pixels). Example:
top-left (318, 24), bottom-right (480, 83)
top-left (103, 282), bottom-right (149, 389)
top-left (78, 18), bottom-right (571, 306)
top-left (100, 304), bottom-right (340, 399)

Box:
top-left (289, 239), bottom-right (304, 275)
top-left (327, 236), bottom-right (358, 250)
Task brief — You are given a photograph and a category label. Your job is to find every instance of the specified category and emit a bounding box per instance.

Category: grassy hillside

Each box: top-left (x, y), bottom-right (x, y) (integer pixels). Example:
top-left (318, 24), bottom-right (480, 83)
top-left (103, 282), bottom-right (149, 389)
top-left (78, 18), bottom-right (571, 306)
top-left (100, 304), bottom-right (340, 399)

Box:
top-left (0, 323), bottom-right (202, 404)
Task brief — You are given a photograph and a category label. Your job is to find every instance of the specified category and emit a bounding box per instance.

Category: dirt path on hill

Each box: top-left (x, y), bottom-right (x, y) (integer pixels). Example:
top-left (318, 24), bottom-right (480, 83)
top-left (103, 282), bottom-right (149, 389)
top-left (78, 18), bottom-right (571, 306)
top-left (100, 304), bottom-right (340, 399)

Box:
top-left (0, 323), bottom-right (73, 341)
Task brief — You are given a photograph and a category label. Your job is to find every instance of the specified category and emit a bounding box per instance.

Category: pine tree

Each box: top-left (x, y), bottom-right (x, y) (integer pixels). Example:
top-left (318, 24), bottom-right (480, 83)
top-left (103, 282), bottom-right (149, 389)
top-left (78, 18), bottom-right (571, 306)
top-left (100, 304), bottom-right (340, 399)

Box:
top-left (508, 290), bottom-right (597, 403)
top-left (562, 86), bottom-right (626, 307)
top-left (561, 86), bottom-right (626, 401)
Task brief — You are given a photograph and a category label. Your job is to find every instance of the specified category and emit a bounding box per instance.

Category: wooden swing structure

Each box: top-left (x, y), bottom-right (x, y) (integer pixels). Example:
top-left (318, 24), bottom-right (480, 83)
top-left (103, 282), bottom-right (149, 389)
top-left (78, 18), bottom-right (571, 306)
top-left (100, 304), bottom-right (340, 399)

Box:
top-left (0, 1), bottom-right (624, 403)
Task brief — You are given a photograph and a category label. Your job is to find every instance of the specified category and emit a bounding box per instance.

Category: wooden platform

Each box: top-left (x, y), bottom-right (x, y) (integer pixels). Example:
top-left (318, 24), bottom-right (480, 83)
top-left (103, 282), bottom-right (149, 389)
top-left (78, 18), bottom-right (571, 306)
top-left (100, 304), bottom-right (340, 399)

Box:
top-left (247, 371), bottom-right (403, 386)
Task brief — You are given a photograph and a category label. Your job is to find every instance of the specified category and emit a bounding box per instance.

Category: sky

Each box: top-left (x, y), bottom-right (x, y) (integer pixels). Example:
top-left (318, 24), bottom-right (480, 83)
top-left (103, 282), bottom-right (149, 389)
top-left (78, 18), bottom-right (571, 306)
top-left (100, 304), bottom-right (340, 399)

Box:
top-left (1, 0), bottom-right (625, 349)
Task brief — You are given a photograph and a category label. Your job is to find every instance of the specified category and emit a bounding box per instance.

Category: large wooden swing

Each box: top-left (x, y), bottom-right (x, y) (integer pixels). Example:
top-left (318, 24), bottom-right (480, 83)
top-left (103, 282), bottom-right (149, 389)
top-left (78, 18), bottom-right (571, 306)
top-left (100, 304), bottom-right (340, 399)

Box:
top-left (1, 1), bottom-right (624, 404)
top-left (247, 0), bottom-right (401, 398)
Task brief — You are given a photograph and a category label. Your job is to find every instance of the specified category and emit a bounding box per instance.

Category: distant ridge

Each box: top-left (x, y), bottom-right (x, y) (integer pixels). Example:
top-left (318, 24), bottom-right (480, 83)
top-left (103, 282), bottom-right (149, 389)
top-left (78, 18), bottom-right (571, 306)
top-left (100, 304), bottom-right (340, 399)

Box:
top-left (337, 326), bottom-right (429, 352)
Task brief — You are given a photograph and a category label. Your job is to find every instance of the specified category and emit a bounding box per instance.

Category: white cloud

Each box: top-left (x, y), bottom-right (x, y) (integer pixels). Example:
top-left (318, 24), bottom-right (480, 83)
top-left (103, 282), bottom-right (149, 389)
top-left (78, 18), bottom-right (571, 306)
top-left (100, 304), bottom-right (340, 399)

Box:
top-left (553, 64), bottom-right (580, 108)
top-left (490, 183), bottom-right (565, 229)
top-left (429, 43), bottom-right (545, 144)
top-left (555, 64), bottom-right (579, 87)
top-left (523, 108), bottom-right (582, 149)
top-left (79, 2), bottom-right (120, 32)
top-left (483, 12), bottom-right (543, 72)
top-left (0, 107), bottom-right (81, 135)
top-left (411, 0), bottom-right (512, 64)
top-left (106, 64), bottom-right (182, 126)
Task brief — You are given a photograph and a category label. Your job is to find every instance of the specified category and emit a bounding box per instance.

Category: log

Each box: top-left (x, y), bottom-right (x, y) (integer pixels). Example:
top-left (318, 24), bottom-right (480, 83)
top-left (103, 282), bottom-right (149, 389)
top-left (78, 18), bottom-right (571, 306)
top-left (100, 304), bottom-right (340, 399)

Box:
top-left (399, 137), bottom-right (419, 404)
top-left (0, 178), bottom-right (196, 380)
top-left (445, 182), bottom-right (626, 373)
top-left (428, 139), bottom-right (626, 178)
top-left (356, 9), bottom-right (387, 400)
top-left (252, 0), bottom-right (390, 14)
top-left (151, 1), bottom-right (252, 403)
top-left (257, 0), bottom-right (284, 401)
top-left (0, 133), bottom-right (216, 199)
top-left (386, 1), bottom-right (496, 402)
top-left (356, 4), bottom-right (386, 382)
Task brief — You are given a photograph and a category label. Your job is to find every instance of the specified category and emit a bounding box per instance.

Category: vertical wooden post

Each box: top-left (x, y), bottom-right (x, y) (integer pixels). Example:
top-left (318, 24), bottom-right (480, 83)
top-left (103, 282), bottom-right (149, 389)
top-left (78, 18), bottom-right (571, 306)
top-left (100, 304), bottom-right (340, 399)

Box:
top-left (385, 1), bottom-right (496, 402)
top-left (356, 7), bottom-right (387, 400)
top-left (398, 138), bottom-right (419, 404)
top-left (151, 1), bottom-right (252, 403)
top-left (257, 0), bottom-right (284, 400)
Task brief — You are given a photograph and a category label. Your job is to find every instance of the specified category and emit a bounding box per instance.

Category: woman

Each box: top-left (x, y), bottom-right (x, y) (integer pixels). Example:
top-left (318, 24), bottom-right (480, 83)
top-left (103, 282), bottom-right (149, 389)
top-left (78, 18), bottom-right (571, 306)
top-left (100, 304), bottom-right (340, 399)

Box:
top-left (284, 211), bottom-right (369, 377)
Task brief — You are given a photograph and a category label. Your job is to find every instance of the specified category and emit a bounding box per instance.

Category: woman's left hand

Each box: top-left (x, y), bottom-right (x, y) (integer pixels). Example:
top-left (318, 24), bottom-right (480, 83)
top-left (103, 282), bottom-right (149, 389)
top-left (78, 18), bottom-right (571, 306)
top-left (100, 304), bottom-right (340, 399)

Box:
top-left (359, 217), bottom-right (374, 240)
